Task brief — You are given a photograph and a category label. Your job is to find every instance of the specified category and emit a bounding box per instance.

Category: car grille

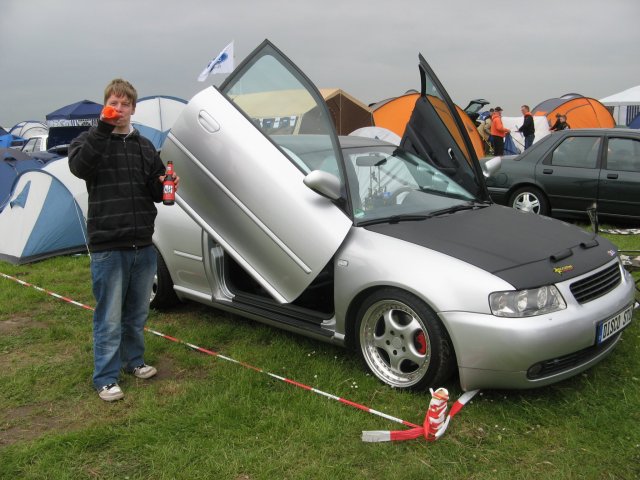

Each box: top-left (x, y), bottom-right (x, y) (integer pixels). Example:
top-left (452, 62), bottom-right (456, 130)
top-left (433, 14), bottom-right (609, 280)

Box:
top-left (527, 334), bottom-right (619, 379)
top-left (569, 263), bottom-right (621, 304)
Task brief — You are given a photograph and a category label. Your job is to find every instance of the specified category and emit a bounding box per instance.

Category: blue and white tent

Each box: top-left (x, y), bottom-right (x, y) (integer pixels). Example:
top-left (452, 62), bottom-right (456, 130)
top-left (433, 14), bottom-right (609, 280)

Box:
top-left (0, 158), bottom-right (88, 264)
top-left (131, 95), bottom-right (186, 149)
top-left (9, 120), bottom-right (48, 139)
top-left (0, 130), bottom-right (25, 149)
top-left (1, 148), bottom-right (63, 212)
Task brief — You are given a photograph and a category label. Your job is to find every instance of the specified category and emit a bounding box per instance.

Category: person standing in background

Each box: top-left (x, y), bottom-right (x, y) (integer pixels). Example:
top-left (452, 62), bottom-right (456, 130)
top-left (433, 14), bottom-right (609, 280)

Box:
top-left (477, 108), bottom-right (494, 154)
top-left (490, 107), bottom-right (510, 156)
top-left (517, 105), bottom-right (535, 150)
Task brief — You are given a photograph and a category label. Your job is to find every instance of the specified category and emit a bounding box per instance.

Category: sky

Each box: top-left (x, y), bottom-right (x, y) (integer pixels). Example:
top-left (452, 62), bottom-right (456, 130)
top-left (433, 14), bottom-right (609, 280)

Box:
top-left (1, 0), bottom-right (639, 129)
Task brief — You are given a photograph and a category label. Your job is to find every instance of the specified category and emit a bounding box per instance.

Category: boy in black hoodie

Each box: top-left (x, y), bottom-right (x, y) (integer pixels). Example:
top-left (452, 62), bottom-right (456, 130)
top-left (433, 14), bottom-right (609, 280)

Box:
top-left (69, 79), bottom-right (178, 401)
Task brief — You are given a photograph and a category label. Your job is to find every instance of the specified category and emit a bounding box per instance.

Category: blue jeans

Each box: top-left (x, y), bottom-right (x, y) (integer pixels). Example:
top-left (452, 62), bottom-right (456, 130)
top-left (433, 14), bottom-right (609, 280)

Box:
top-left (90, 246), bottom-right (156, 390)
top-left (524, 134), bottom-right (535, 150)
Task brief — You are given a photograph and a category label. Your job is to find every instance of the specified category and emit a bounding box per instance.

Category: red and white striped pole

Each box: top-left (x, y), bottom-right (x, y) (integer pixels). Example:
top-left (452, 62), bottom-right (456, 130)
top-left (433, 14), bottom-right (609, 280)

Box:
top-left (0, 272), bottom-right (94, 311)
top-left (362, 388), bottom-right (479, 442)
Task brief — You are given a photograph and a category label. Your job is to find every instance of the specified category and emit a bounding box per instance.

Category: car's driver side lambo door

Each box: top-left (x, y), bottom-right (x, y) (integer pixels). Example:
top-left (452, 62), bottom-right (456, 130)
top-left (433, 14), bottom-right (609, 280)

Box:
top-left (162, 40), bottom-right (351, 304)
top-left (401, 54), bottom-right (490, 201)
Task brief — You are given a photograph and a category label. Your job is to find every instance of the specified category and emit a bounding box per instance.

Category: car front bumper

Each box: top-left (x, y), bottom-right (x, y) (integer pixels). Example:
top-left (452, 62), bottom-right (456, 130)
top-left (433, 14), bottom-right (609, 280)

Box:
top-left (441, 261), bottom-right (636, 391)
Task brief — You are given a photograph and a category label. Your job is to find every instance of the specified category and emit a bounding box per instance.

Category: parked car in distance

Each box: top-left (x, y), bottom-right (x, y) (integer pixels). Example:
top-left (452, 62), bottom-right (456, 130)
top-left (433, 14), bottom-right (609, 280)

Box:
top-left (152, 40), bottom-right (636, 392)
top-left (20, 135), bottom-right (48, 153)
top-left (486, 129), bottom-right (640, 223)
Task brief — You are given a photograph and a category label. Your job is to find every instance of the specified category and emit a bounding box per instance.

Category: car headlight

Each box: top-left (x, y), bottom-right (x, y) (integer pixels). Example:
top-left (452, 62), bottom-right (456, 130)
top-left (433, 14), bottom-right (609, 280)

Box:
top-left (489, 285), bottom-right (566, 317)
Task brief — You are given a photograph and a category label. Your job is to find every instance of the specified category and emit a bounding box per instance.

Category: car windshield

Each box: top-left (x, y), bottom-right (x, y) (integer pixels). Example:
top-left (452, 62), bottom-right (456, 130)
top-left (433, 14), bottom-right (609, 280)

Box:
top-left (343, 144), bottom-right (478, 223)
top-left (273, 136), bottom-right (478, 223)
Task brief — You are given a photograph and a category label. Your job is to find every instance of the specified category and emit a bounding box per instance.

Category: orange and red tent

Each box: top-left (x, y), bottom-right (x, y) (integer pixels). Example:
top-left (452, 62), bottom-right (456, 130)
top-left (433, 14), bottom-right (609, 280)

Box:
top-left (371, 92), bottom-right (486, 160)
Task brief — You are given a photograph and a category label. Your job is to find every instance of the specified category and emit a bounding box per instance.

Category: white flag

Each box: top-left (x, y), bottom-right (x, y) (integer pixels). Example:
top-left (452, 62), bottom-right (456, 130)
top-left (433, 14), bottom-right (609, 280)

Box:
top-left (197, 41), bottom-right (235, 82)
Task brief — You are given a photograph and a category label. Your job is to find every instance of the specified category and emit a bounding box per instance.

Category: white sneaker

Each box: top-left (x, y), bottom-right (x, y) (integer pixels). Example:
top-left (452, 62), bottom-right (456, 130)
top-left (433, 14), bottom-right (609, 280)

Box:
top-left (98, 383), bottom-right (124, 402)
top-left (132, 364), bottom-right (157, 379)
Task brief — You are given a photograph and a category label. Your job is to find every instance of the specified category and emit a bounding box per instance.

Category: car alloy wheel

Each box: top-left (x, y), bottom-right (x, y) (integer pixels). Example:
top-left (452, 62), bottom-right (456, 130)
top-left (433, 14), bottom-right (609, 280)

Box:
top-left (356, 288), bottom-right (454, 390)
top-left (509, 186), bottom-right (549, 216)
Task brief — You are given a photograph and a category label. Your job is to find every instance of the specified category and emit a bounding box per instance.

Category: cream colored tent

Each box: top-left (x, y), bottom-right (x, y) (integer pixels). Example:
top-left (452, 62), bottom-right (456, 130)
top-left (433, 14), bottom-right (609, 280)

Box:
top-left (230, 88), bottom-right (373, 135)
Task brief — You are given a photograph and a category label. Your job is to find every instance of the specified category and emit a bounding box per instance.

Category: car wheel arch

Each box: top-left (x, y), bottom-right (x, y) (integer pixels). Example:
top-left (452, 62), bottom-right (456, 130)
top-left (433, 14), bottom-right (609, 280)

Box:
top-left (150, 244), bottom-right (181, 310)
top-left (506, 181), bottom-right (546, 199)
top-left (343, 285), bottom-right (451, 348)
top-left (345, 286), bottom-right (384, 349)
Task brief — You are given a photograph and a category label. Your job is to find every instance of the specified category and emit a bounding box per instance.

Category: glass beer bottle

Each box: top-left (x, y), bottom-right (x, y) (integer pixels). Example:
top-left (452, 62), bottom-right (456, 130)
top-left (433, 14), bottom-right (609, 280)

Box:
top-left (163, 161), bottom-right (176, 206)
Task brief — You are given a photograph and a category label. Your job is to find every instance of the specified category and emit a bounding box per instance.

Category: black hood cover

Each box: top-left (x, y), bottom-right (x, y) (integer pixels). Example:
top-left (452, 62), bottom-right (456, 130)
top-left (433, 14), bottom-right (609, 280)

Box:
top-left (366, 205), bottom-right (618, 289)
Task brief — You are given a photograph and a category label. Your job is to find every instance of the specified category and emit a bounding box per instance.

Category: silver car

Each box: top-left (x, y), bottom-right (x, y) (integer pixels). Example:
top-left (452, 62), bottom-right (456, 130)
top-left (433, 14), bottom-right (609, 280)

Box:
top-left (152, 40), bottom-right (636, 391)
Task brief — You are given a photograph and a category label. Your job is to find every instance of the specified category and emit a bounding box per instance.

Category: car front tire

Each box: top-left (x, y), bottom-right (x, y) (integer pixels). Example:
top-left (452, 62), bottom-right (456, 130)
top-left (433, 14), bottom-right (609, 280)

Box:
top-left (150, 248), bottom-right (180, 309)
top-left (355, 288), bottom-right (455, 390)
top-left (509, 186), bottom-right (549, 216)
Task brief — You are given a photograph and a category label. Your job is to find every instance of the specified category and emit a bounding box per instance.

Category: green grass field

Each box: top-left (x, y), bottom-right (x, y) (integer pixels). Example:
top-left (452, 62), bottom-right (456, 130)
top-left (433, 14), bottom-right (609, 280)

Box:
top-left (1, 231), bottom-right (639, 479)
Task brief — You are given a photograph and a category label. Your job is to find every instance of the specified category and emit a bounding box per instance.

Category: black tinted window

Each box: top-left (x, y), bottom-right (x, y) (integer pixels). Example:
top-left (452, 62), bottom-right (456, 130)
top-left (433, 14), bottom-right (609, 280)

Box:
top-left (551, 137), bottom-right (601, 169)
top-left (607, 137), bottom-right (640, 172)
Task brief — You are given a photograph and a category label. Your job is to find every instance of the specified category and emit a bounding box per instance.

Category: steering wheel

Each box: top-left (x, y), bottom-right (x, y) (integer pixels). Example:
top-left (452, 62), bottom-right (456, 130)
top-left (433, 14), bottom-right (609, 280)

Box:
top-left (390, 186), bottom-right (414, 204)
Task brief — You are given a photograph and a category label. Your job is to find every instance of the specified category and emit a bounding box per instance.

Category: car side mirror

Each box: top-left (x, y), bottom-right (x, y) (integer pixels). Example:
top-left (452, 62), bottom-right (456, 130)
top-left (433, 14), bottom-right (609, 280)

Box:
top-left (303, 170), bottom-right (342, 201)
top-left (481, 156), bottom-right (502, 178)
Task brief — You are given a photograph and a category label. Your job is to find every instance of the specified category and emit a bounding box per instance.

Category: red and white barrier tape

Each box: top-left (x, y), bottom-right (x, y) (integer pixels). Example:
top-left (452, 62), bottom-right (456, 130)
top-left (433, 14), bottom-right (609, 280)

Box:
top-left (1, 271), bottom-right (477, 441)
top-left (146, 327), bottom-right (420, 429)
top-left (0, 272), bottom-right (94, 311)
top-left (362, 388), bottom-right (479, 442)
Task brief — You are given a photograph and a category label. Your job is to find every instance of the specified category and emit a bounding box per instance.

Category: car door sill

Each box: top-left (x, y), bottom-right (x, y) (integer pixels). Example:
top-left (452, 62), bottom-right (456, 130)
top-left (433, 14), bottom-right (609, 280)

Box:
top-left (227, 292), bottom-right (335, 337)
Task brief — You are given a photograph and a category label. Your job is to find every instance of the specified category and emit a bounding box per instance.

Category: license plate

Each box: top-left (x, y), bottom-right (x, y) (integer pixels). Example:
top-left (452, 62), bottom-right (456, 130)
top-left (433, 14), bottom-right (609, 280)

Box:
top-left (596, 305), bottom-right (633, 344)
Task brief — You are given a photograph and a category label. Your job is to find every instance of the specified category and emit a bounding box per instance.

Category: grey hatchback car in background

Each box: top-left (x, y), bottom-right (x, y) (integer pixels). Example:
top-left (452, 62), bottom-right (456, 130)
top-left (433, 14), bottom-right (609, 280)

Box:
top-left (486, 129), bottom-right (640, 222)
top-left (152, 40), bottom-right (636, 392)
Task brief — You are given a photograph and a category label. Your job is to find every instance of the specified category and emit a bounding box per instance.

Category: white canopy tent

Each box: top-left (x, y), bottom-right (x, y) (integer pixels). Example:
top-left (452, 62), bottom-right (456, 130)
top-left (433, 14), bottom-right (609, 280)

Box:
top-left (600, 86), bottom-right (640, 126)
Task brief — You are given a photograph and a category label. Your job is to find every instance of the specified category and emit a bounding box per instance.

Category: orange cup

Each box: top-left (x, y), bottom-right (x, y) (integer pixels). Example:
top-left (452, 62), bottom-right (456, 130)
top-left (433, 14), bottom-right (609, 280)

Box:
top-left (102, 105), bottom-right (121, 120)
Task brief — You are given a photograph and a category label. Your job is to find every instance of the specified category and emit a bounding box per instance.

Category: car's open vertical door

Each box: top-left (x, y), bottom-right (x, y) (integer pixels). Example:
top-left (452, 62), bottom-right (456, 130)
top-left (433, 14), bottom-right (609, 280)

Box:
top-left (400, 54), bottom-right (491, 201)
top-left (162, 40), bottom-right (351, 303)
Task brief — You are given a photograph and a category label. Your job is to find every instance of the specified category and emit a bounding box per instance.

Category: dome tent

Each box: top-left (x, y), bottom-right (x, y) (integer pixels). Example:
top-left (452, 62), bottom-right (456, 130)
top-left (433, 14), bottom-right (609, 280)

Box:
top-left (532, 94), bottom-right (614, 129)
top-left (9, 121), bottom-right (48, 139)
top-left (0, 148), bottom-right (45, 210)
top-left (131, 95), bottom-right (187, 149)
top-left (371, 92), bottom-right (486, 159)
top-left (0, 131), bottom-right (25, 149)
top-left (0, 157), bottom-right (88, 265)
